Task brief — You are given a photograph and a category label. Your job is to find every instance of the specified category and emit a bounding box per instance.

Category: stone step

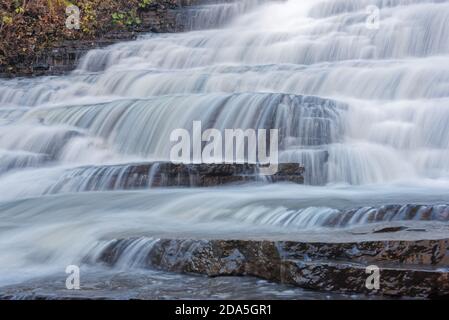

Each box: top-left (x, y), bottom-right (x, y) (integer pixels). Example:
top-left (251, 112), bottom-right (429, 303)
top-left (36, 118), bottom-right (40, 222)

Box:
top-left (48, 162), bottom-right (304, 192)
top-left (281, 259), bottom-right (449, 297)
top-left (93, 233), bottom-right (449, 297)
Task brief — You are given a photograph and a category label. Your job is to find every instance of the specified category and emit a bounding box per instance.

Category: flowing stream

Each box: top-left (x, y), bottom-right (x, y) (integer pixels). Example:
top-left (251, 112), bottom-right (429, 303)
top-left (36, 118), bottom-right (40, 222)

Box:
top-left (0, 0), bottom-right (448, 295)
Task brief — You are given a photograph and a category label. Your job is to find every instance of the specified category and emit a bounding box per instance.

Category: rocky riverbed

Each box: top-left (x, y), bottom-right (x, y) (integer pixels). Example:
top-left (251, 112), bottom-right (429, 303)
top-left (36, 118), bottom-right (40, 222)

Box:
top-left (92, 222), bottom-right (449, 298)
top-left (0, 268), bottom-right (378, 300)
top-left (0, 221), bottom-right (447, 299)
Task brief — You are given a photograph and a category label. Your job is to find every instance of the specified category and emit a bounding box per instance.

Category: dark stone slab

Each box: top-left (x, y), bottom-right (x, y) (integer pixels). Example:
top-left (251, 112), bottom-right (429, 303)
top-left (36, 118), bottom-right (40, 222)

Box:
top-left (50, 162), bottom-right (305, 191)
top-left (94, 232), bottom-right (449, 297)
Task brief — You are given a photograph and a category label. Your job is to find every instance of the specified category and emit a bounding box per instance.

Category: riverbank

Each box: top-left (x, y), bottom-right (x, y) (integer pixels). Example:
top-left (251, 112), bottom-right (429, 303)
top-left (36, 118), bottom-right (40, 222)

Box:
top-left (0, 0), bottom-right (199, 77)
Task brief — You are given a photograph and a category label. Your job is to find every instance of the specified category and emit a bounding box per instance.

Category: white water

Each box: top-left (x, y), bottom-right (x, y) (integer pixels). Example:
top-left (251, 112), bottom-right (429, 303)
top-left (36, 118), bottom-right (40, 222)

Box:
top-left (0, 0), bottom-right (449, 287)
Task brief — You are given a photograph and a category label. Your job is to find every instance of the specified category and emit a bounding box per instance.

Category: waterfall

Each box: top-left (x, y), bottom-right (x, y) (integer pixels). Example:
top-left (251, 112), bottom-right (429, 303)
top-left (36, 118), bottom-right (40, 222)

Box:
top-left (0, 0), bottom-right (449, 286)
top-left (175, 0), bottom-right (272, 30)
top-left (1, 0), bottom-right (449, 185)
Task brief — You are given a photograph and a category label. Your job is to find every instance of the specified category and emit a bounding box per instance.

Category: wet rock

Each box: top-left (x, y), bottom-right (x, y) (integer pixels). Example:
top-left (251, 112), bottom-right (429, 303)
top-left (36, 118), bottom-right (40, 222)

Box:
top-left (320, 204), bottom-right (449, 227)
top-left (52, 162), bottom-right (305, 191)
top-left (32, 63), bottom-right (50, 72)
top-left (280, 260), bottom-right (449, 297)
top-left (95, 236), bottom-right (449, 297)
top-left (373, 226), bottom-right (409, 233)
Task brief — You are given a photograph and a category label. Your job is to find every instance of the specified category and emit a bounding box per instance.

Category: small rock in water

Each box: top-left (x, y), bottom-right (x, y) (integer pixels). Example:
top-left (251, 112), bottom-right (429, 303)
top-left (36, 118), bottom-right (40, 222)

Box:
top-left (372, 226), bottom-right (408, 234)
top-left (405, 228), bottom-right (427, 232)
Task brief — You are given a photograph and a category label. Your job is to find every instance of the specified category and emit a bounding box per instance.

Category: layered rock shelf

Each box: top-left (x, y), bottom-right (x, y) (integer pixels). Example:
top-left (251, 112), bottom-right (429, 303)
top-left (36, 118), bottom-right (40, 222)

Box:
top-left (146, 163), bottom-right (305, 187)
top-left (96, 223), bottom-right (449, 298)
top-left (48, 162), bottom-right (305, 192)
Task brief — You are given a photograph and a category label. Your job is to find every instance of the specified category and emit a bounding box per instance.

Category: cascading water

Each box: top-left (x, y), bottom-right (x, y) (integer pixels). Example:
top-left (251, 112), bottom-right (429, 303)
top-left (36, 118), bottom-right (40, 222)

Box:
top-left (0, 0), bottom-right (449, 289)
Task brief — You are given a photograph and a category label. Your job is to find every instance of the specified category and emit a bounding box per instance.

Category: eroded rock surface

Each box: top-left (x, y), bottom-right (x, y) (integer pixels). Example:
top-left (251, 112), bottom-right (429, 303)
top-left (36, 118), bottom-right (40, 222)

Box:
top-left (95, 231), bottom-right (449, 297)
top-left (47, 162), bottom-right (305, 192)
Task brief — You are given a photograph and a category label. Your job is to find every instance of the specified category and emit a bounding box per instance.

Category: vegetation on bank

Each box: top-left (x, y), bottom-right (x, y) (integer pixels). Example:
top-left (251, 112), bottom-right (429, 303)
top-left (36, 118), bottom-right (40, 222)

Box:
top-left (0, 0), bottom-right (164, 72)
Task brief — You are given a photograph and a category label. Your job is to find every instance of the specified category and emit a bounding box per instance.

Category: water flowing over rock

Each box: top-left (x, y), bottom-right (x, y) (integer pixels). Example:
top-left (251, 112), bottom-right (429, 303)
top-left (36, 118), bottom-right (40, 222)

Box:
top-left (1, 0), bottom-right (269, 77)
top-left (0, 0), bottom-right (449, 299)
top-left (45, 162), bottom-right (304, 192)
top-left (92, 227), bottom-right (449, 297)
